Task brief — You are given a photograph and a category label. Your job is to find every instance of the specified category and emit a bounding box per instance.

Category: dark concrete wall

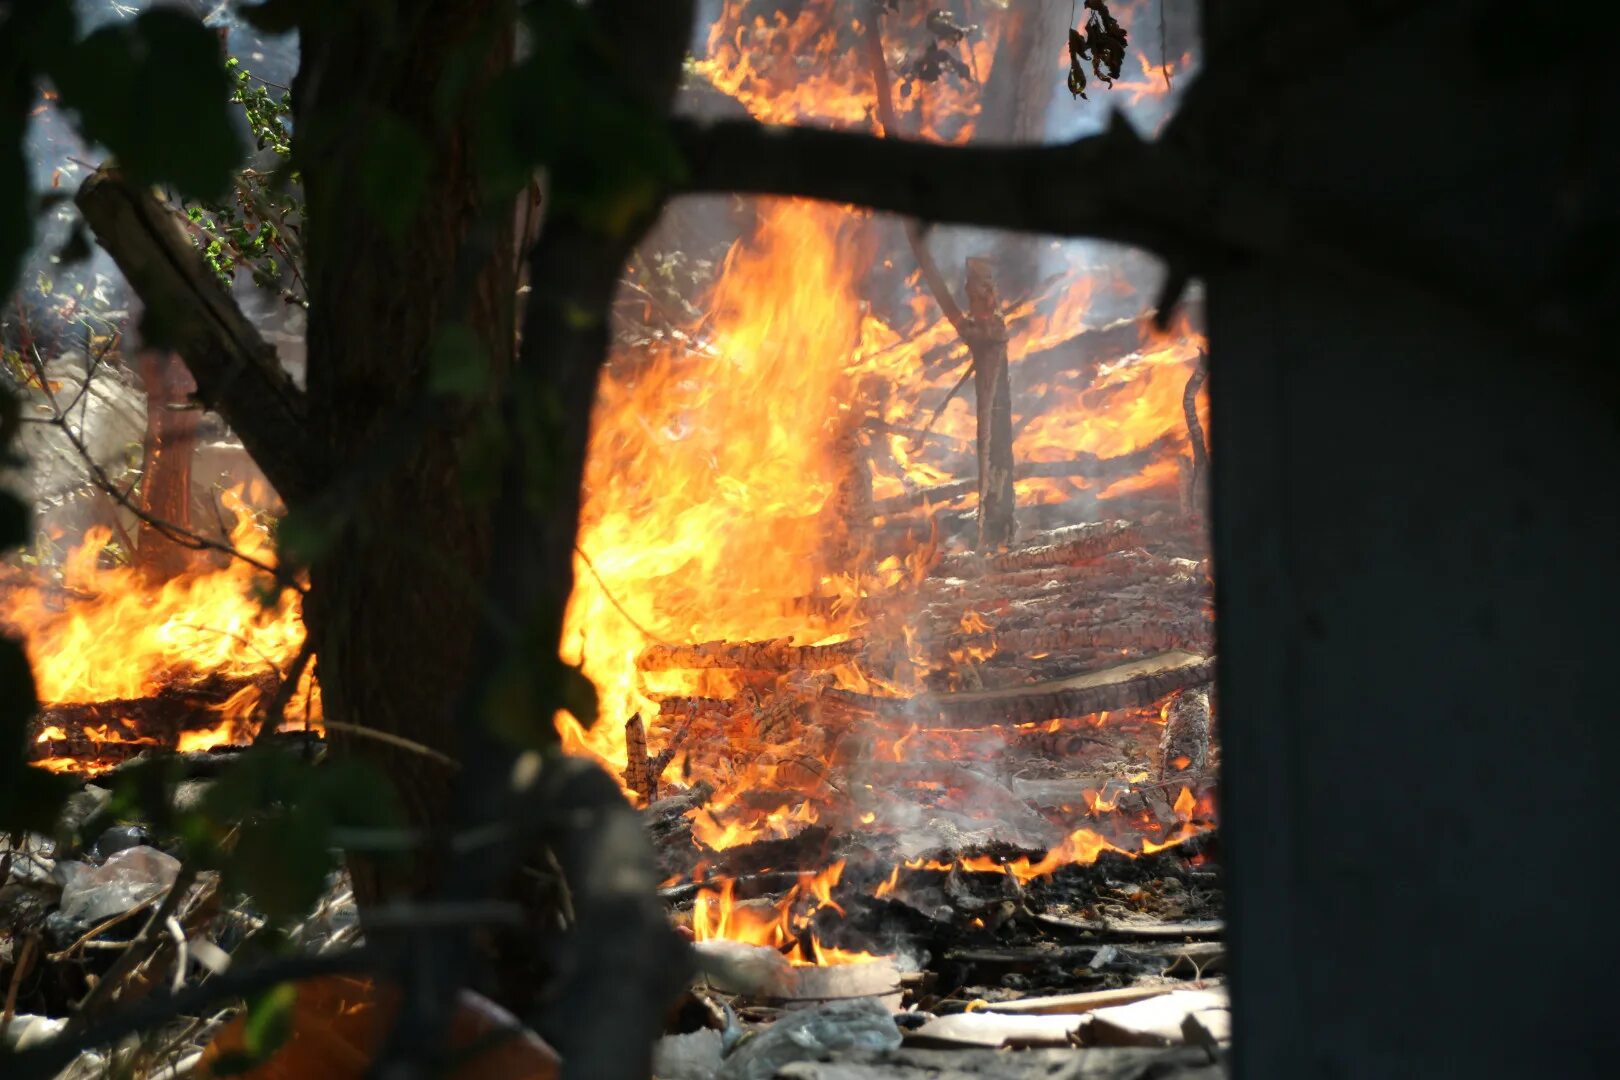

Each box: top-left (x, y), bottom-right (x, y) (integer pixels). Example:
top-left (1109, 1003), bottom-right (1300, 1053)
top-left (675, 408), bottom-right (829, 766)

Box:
top-left (1199, 4), bottom-right (1620, 1077)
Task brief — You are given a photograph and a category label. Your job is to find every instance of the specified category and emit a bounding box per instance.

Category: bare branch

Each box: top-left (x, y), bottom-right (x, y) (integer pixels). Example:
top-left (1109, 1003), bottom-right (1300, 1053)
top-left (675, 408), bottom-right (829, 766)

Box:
top-left (671, 116), bottom-right (1212, 263)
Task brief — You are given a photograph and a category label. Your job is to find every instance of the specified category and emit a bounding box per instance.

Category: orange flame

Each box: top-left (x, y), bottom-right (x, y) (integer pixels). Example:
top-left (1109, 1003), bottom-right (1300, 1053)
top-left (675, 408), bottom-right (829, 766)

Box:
top-left (4, 486), bottom-right (318, 767)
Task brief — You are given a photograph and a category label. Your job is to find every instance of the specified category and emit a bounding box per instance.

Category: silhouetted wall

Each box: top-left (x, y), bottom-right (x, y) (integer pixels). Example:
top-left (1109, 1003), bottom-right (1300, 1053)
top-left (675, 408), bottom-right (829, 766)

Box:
top-left (1202, 3), bottom-right (1620, 1077)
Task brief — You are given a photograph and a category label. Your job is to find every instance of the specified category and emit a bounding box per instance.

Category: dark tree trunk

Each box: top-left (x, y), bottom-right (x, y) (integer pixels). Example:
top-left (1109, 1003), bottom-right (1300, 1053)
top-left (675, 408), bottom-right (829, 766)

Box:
top-left (291, 2), bottom-right (516, 904)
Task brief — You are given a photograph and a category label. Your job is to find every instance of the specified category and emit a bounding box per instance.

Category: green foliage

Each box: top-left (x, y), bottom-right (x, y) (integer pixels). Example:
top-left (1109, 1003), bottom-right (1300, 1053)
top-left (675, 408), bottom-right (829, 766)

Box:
top-left (179, 57), bottom-right (303, 299)
top-left (186, 749), bottom-right (403, 922)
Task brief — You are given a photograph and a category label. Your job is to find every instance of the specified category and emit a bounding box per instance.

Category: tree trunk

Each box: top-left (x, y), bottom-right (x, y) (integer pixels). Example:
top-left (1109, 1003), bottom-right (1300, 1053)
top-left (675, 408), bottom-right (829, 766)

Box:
top-left (292, 2), bottom-right (516, 905)
top-left (980, 0), bottom-right (1068, 301)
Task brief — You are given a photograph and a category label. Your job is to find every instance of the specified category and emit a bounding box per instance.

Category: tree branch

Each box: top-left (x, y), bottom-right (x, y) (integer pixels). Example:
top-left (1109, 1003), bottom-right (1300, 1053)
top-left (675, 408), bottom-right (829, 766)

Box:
top-left (863, 4), bottom-right (969, 335)
top-left (671, 115), bottom-right (1215, 264)
top-left (74, 169), bottom-right (320, 504)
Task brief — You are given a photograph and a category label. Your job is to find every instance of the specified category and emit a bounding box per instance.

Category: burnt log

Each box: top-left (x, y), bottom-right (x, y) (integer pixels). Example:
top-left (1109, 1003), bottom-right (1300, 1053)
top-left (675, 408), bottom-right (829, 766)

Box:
top-left (870, 444), bottom-right (1177, 519)
top-left (825, 651), bottom-right (1215, 729)
top-left (134, 350), bottom-right (203, 579)
top-left (964, 258), bottom-right (1016, 551)
top-left (29, 671), bottom-right (280, 764)
top-left (621, 713), bottom-right (678, 805)
top-left (638, 638), bottom-right (863, 673)
top-left (1158, 686), bottom-right (1212, 781)
top-left (934, 521), bottom-right (1139, 578)
top-left (942, 619), bottom-right (1210, 659)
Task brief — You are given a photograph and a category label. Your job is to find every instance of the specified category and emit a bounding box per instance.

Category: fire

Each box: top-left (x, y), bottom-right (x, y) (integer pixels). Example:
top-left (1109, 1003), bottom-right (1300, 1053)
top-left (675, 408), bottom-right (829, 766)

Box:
top-left (692, 1), bottom-right (1003, 145)
top-left (2, 485), bottom-right (318, 767)
top-left (690, 859), bottom-right (881, 966)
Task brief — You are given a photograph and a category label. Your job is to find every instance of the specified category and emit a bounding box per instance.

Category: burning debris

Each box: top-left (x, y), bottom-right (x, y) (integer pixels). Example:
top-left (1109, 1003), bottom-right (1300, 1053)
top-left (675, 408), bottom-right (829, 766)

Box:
top-left (3, 1), bottom-right (1221, 1076)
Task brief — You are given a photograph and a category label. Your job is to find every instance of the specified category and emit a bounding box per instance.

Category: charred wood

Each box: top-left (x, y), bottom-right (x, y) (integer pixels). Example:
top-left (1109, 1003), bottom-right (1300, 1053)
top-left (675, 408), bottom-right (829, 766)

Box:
top-left (29, 671), bottom-right (281, 763)
top-left (934, 521), bottom-right (1138, 578)
top-left (1158, 686), bottom-right (1212, 781)
top-left (639, 638), bottom-right (864, 673)
top-left (622, 713), bottom-right (679, 805)
top-left (862, 652), bottom-right (1215, 729)
top-left (942, 619), bottom-right (1209, 659)
top-left (870, 446), bottom-right (1175, 519)
top-left (964, 258), bottom-right (1016, 551)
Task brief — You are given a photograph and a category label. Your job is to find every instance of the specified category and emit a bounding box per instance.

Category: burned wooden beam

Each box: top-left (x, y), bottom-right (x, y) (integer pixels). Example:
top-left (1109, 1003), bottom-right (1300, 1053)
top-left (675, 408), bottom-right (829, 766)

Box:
top-left (28, 671), bottom-right (280, 764)
top-left (638, 637), bottom-right (863, 673)
top-left (870, 444), bottom-right (1176, 519)
top-left (940, 618), bottom-right (1210, 658)
top-left (934, 521), bottom-right (1139, 578)
top-left (965, 258), bottom-right (1016, 551)
top-left (823, 651), bottom-right (1214, 729)
top-left (1158, 686), bottom-right (1212, 780)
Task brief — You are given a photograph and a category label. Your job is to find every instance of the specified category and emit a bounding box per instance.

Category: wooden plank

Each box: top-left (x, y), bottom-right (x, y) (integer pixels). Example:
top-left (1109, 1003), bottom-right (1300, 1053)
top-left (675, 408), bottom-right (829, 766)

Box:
top-left (980, 984), bottom-right (1202, 1017)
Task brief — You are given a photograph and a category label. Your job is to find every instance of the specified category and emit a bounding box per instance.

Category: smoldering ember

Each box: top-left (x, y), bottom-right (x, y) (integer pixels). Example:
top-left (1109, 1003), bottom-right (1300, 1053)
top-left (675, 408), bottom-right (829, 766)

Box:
top-left (3, 1), bottom-right (1609, 1079)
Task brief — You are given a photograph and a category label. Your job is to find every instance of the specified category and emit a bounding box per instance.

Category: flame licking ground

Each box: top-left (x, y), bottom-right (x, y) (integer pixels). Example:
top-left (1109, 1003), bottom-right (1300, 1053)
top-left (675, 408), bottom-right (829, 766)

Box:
top-left (1, 486), bottom-right (317, 767)
top-left (559, 198), bottom-right (872, 768)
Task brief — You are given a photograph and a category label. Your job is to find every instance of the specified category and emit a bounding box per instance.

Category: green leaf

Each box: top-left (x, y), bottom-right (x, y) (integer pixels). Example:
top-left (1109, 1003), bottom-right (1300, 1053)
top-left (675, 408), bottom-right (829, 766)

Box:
top-left (225, 811), bottom-right (335, 920)
top-left (359, 113), bottom-right (431, 241)
top-left (46, 9), bottom-right (244, 198)
top-left (210, 981), bottom-right (298, 1074)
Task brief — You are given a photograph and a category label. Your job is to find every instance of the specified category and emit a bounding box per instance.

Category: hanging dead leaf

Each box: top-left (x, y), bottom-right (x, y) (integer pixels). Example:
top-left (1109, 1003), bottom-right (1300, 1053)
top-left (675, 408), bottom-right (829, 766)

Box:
top-left (1068, 1), bottom-right (1130, 99)
top-left (1067, 28), bottom-right (1089, 99)
top-left (1083, 0), bottom-right (1129, 86)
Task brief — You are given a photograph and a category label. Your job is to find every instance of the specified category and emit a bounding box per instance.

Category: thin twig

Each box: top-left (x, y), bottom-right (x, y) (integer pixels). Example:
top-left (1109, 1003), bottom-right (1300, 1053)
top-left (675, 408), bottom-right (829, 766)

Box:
top-left (47, 901), bottom-right (161, 962)
top-left (1, 934), bottom-right (38, 1041)
top-left (917, 359), bottom-right (976, 438)
top-left (164, 916), bottom-right (188, 995)
top-left (1160, 0), bottom-right (1173, 89)
top-left (18, 344), bottom-right (302, 591)
top-left (320, 719), bottom-right (459, 770)
top-left (865, 8), bottom-right (971, 336)
top-left (252, 637), bottom-right (314, 746)
top-left (575, 543), bottom-right (670, 646)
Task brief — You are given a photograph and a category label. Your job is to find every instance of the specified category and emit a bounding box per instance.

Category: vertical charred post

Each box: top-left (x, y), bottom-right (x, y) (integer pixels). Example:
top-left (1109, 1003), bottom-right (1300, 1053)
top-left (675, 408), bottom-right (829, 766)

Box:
top-left (1158, 684), bottom-right (1211, 781)
top-left (827, 376), bottom-right (879, 570)
top-left (964, 257), bottom-right (1015, 550)
top-left (134, 350), bottom-right (200, 580)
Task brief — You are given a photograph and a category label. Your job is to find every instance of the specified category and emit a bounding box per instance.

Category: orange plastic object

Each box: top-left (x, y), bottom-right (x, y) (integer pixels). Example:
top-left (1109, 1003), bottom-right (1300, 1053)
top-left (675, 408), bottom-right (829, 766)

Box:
top-left (195, 975), bottom-right (560, 1079)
